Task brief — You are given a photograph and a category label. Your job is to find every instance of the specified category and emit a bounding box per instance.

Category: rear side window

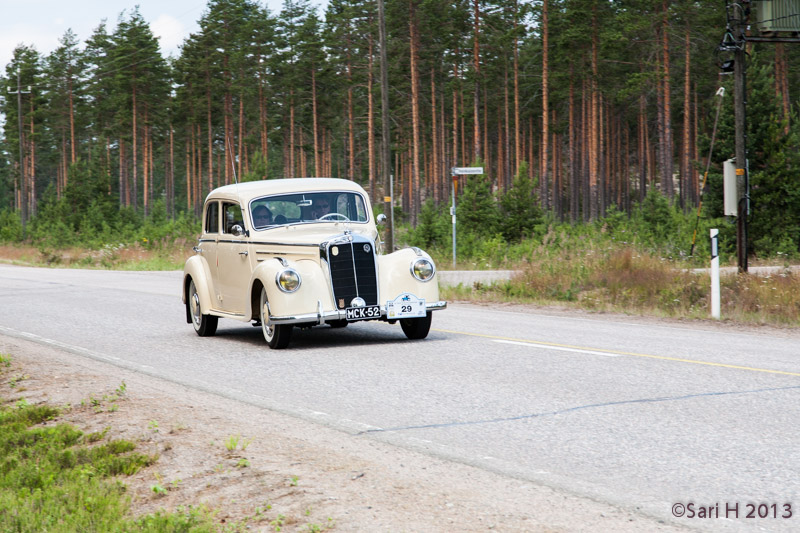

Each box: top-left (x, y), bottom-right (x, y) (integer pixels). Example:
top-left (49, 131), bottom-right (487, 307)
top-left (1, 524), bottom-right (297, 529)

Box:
top-left (205, 202), bottom-right (219, 234)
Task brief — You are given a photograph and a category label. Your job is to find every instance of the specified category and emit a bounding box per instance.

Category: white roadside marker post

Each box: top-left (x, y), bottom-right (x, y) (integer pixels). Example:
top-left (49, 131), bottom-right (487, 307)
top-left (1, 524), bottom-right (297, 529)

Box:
top-left (710, 229), bottom-right (720, 320)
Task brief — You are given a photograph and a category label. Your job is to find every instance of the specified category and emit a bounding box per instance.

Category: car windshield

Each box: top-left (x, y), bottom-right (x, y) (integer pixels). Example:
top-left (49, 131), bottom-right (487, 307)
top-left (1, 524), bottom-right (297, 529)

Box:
top-left (249, 191), bottom-right (369, 230)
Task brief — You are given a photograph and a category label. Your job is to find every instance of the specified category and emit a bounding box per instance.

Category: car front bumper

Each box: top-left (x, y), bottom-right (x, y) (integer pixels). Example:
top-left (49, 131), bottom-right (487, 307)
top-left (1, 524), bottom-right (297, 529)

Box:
top-left (268, 300), bottom-right (448, 326)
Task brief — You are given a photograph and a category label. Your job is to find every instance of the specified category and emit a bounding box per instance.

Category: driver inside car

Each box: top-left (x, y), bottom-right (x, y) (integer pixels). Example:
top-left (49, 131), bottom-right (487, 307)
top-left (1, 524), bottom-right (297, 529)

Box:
top-left (311, 197), bottom-right (332, 219)
top-left (252, 205), bottom-right (273, 228)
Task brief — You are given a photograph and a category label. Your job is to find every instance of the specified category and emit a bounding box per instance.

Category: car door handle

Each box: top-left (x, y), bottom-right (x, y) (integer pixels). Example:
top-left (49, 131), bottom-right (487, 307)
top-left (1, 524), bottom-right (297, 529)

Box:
top-left (239, 251), bottom-right (249, 256)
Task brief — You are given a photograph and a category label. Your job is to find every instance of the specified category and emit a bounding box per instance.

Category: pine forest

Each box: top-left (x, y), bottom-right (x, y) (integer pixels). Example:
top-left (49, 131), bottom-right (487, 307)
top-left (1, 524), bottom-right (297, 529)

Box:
top-left (2, 0), bottom-right (800, 257)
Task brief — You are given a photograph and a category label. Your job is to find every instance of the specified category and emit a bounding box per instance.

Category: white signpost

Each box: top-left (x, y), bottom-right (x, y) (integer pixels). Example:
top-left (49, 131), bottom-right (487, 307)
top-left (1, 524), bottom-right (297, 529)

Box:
top-left (450, 167), bottom-right (484, 268)
top-left (710, 229), bottom-right (720, 320)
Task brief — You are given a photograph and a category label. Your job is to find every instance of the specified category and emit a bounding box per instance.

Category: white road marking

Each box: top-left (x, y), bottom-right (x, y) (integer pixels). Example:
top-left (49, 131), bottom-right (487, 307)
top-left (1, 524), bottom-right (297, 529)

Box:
top-left (493, 339), bottom-right (623, 357)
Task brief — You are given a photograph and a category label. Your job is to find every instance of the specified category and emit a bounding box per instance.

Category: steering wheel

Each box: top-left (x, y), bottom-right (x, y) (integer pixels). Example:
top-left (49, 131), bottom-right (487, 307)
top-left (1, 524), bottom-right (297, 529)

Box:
top-left (319, 212), bottom-right (350, 222)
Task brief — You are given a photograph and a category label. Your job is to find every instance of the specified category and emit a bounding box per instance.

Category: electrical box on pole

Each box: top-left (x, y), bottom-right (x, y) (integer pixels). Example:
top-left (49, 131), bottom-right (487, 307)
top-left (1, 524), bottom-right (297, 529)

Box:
top-left (723, 158), bottom-right (739, 216)
top-left (754, 1), bottom-right (800, 33)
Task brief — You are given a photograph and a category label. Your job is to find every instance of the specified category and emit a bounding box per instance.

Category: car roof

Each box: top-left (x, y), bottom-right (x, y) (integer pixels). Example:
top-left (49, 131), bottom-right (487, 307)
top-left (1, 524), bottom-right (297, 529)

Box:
top-left (205, 178), bottom-right (368, 205)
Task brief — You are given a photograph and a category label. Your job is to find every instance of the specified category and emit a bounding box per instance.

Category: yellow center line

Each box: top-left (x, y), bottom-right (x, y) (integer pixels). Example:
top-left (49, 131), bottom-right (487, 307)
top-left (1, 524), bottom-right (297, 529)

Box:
top-left (432, 328), bottom-right (800, 378)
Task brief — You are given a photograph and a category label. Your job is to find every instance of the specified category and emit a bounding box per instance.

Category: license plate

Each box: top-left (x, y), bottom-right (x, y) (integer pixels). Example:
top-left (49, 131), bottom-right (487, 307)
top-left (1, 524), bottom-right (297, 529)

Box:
top-left (386, 293), bottom-right (426, 319)
top-left (346, 305), bottom-right (381, 321)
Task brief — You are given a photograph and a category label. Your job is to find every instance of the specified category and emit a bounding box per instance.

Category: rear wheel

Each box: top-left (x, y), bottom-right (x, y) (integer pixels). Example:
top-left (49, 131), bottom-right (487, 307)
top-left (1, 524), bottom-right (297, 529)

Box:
top-left (188, 279), bottom-right (217, 337)
top-left (400, 312), bottom-right (432, 340)
top-left (260, 288), bottom-right (292, 349)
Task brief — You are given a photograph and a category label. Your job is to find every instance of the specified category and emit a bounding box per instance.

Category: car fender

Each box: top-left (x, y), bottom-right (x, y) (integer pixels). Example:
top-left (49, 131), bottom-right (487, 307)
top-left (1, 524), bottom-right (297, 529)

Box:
top-left (249, 257), bottom-right (333, 320)
top-left (378, 248), bottom-right (440, 303)
top-left (183, 255), bottom-right (215, 321)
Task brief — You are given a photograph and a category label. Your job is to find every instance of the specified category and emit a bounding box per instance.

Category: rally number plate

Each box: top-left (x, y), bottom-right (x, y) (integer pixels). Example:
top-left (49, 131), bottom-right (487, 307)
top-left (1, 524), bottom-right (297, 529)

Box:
top-left (387, 293), bottom-right (426, 319)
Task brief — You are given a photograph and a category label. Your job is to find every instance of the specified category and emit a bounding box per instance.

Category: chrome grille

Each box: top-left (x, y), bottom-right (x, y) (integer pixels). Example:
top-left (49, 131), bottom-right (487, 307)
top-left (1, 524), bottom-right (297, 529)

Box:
top-left (326, 237), bottom-right (378, 309)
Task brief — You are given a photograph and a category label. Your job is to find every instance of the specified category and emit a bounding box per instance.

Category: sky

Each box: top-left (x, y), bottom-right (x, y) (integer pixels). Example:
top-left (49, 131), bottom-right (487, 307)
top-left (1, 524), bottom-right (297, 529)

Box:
top-left (1, 0), bottom-right (324, 70)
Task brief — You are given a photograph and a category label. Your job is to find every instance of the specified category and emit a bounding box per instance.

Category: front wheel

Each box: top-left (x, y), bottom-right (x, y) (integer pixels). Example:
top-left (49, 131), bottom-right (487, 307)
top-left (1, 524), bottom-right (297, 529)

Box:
top-left (260, 288), bottom-right (292, 349)
top-left (400, 312), bottom-right (432, 340)
top-left (188, 279), bottom-right (217, 337)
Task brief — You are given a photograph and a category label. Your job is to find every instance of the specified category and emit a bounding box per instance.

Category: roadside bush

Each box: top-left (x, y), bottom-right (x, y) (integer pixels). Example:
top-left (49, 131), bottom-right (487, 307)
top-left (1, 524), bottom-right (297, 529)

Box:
top-left (0, 209), bottom-right (23, 242)
top-left (407, 198), bottom-right (450, 249)
top-left (498, 162), bottom-right (542, 243)
top-left (456, 168), bottom-right (501, 239)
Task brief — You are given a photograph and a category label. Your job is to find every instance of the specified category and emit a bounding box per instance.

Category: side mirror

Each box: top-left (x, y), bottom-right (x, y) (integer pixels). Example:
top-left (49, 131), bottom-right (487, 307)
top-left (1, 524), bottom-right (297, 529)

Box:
top-left (376, 213), bottom-right (387, 225)
top-left (231, 224), bottom-right (246, 237)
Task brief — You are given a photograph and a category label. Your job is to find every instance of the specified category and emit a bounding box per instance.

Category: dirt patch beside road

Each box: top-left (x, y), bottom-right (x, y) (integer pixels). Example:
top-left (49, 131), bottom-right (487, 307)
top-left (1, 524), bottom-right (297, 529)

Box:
top-left (0, 334), bottom-right (687, 532)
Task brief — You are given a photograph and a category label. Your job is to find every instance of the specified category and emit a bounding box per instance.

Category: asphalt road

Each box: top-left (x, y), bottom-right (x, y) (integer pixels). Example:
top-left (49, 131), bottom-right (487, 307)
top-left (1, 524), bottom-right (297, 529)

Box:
top-left (2, 264), bottom-right (799, 532)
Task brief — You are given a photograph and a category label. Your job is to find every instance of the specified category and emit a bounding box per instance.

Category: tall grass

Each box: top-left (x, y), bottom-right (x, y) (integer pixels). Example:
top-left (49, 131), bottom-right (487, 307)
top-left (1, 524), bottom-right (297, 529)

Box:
top-left (721, 271), bottom-right (800, 325)
top-left (0, 238), bottom-right (194, 271)
top-left (439, 234), bottom-right (800, 327)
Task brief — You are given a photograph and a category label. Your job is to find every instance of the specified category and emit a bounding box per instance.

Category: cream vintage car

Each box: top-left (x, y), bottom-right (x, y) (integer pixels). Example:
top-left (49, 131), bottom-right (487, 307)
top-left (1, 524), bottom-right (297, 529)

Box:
top-left (183, 178), bottom-right (446, 348)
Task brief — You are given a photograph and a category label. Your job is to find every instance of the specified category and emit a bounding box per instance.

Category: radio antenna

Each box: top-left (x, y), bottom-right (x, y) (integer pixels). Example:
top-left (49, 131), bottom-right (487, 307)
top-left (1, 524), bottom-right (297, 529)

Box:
top-left (227, 138), bottom-right (239, 184)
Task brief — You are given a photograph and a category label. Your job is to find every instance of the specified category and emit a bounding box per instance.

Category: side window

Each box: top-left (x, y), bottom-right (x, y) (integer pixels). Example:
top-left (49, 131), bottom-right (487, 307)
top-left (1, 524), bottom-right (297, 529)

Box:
top-left (205, 202), bottom-right (219, 234)
top-left (222, 202), bottom-right (244, 234)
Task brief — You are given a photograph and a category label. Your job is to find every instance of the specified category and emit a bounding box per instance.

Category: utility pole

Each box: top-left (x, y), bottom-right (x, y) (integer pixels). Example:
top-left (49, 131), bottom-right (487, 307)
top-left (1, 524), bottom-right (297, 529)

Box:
top-left (8, 69), bottom-right (31, 233)
top-left (377, 0), bottom-right (393, 251)
top-left (718, 1), bottom-right (800, 271)
top-left (732, 5), bottom-right (749, 273)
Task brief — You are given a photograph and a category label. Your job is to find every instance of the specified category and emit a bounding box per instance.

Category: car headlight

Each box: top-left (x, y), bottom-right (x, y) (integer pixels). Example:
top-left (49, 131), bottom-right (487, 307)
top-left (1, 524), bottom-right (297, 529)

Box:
top-left (411, 258), bottom-right (435, 282)
top-left (276, 269), bottom-right (301, 293)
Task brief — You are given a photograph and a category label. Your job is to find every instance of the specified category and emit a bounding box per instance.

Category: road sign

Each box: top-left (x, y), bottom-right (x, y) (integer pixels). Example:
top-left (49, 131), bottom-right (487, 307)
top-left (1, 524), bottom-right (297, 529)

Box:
top-left (451, 167), bottom-right (484, 175)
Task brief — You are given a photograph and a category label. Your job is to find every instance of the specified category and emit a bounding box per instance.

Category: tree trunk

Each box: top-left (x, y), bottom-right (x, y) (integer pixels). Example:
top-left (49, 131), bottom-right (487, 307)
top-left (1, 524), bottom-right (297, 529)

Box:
top-left (258, 69), bottom-right (268, 174)
top-left (347, 56), bottom-right (355, 181)
top-left (589, 5), bottom-right (599, 220)
top-left (503, 65), bottom-right (510, 189)
top-left (144, 105), bottom-right (149, 216)
top-left (132, 83), bottom-right (138, 210)
top-left (238, 94), bottom-right (244, 181)
top-left (368, 35), bottom-right (376, 200)
top-left (638, 90), bottom-right (647, 200)
top-left (776, 43), bottom-right (790, 133)
top-left (569, 73), bottom-right (578, 222)
top-left (542, 0), bottom-right (550, 211)
top-left (68, 74), bottom-right (76, 166)
top-left (312, 68), bottom-right (320, 177)
top-left (186, 127), bottom-right (193, 212)
top-left (29, 104), bottom-right (37, 216)
top-left (682, 23), bottom-right (691, 209)
top-left (513, 0), bottom-right (521, 175)
top-left (453, 62), bottom-right (459, 169)
top-left (693, 82), bottom-right (699, 205)
top-left (169, 124), bottom-right (174, 217)
top-left (472, 0), bottom-right (481, 162)
top-left (409, 0), bottom-right (422, 224)
top-left (206, 81), bottom-right (214, 194)
top-left (431, 70), bottom-right (439, 203)
top-left (660, 0), bottom-right (673, 199)
top-left (289, 90), bottom-right (295, 178)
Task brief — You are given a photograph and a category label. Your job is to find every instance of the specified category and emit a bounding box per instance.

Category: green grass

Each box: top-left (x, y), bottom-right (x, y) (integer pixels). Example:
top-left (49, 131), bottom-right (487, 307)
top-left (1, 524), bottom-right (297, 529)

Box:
top-left (0, 364), bottom-right (219, 532)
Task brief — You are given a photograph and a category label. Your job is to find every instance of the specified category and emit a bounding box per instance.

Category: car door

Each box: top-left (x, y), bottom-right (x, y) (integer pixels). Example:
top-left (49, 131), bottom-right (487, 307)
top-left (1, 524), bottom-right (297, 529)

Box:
top-left (199, 201), bottom-right (221, 308)
top-left (216, 201), bottom-right (251, 315)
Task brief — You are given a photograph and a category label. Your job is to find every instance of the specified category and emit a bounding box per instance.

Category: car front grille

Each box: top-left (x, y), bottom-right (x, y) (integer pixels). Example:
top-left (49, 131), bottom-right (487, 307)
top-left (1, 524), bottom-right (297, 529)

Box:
top-left (325, 236), bottom-right (378, 309)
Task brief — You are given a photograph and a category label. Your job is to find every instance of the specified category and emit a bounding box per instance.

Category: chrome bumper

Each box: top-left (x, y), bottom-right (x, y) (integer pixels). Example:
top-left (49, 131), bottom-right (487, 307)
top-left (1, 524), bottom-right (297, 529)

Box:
top-left (268, 300), bottom-right (447, 326)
